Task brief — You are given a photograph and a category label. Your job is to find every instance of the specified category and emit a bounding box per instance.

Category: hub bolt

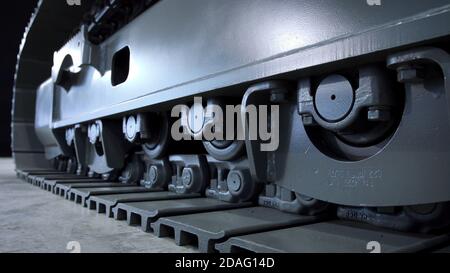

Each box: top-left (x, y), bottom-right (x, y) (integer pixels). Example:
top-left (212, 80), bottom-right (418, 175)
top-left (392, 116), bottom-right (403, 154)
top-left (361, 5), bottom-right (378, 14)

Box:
top-left (88, 123), bottom-right (100, 144)
top-left (397, 65), bottom-right (424, 83)
top-left (367, 107), bottom-right (391, 122)
top-left (148, 165), bottom-right (159, 184)
top-left (227, 171), bottom-right (243, 192)
top-left (182, 168), bottom-right (194, 187)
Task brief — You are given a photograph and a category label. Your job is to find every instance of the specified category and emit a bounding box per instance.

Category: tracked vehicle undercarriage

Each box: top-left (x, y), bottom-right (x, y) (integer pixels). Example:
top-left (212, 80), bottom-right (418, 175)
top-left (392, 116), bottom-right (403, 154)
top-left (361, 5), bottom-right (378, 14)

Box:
top-left (11, 0), bottom-right (450, 252)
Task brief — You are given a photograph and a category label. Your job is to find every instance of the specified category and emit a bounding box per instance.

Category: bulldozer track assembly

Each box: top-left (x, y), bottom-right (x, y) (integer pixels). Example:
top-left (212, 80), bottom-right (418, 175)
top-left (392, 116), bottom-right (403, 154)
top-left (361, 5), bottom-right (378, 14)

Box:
top-left (11, 0), bottom-right (450, 253)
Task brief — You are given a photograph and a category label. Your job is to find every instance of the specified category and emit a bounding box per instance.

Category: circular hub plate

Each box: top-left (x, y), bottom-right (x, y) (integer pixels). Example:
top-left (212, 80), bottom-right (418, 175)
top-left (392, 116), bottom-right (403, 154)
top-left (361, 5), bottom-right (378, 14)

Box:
top-left (315, 75), bottom-right (354, 122)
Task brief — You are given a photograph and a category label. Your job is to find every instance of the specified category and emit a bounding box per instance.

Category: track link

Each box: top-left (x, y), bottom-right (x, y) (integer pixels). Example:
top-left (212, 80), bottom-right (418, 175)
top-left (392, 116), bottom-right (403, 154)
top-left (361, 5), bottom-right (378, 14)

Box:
top-left (151, 207), bottom-right (324, 253)
top-left (113, 198), bottom-right (250, 233)
top-left (88, 192), bottom-right (198, 218)
top-left (15, 169), bottom-right (450, 253)
top-left (215, 221), bottom-right (450, 253)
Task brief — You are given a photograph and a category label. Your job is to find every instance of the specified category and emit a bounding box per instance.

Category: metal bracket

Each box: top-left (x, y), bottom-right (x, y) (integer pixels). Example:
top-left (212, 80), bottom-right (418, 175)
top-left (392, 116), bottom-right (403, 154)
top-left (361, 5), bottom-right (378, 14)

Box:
top-left (85, 120), bottom-right (127, 174)
top-left (241, 81), bottom-right (293, 183)
top-left (205, 156), bottom-right (259, 203)
top-left (259, 184), bottom-right (328, 215)
top-left (168, 155), bottom-right (209, 194)
top-left (141, 157), bottom-right (172, 189)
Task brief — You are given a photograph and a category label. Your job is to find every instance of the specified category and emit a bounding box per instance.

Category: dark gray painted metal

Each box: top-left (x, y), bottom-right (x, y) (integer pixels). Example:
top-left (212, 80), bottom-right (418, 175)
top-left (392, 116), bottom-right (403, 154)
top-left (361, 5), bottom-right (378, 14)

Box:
top-left (85, 120), bottom-right (127, 173)
top-left (140, 157), bottom-right (172, 189)
top-left (314, 75), bottom-right (355, 122)
top-left (34, 79), bottom-right (63, 159)
top-left (12, 122), bottom-right (47, 153)
top-left (338, 204), bottom-right (450, 233)
top-left (32, 0), bottom-right (450, 129)
top-left (17, 170), bottom-right (63, 180)
top-left (113, 198), bottom-right (251, 232)
top-left (168, 155), bottom-right (209, 194)
top-left (12, 0), bottom-right (90, 169)
top-left (87, 191), bottom-right (199, 218)
top-left (270, 47), bottom-right (450, 206)
top-left (259, 183), bottom-right (329, 215)
top-left (13, 153), bottom-right (51, 171)
top-left (205, 156), bottom-right (257, 203)
top-left (151, 207), bottom-right (324, 253)
top-left (67, 186), bottom-right (156, 206)
top-left (41, 178), bottom-right (105, 191)
top-left (215, 221), bottom-right (450, 253)
top-left (19, 0), bottom-right (450, 207)
top-left (16, 167), bottom-right (450, 253)
top-left (12, 0), bottom-right (450, 252)
top-left (54, 182), bottom-right (128, 197)
top-left (32, 175), bottom-right (93, 186)
top-left (27, 174), bottom-right (90, 185)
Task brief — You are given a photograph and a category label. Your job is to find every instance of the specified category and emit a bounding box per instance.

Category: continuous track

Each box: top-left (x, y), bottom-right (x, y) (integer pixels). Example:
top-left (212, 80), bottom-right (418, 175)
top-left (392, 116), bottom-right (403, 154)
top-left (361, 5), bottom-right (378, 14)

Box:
top-left (16, 169), bottom-right (450, 253)
top-left (12, 1), bottom-right (450, 253)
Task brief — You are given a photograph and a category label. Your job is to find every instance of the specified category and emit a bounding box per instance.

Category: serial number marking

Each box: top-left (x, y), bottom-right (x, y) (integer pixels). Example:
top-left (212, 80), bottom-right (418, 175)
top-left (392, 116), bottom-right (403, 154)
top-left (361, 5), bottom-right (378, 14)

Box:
top-left (343, 209), bottom-right (369, 221)
top-left (261, 199), bottom-right (281, 210)
top-left (175, 257), bottom-right (275, 271)
top-left (219, 258), bottom-right (275, 269)
top-left (328, 168), bottom-right (383, 188)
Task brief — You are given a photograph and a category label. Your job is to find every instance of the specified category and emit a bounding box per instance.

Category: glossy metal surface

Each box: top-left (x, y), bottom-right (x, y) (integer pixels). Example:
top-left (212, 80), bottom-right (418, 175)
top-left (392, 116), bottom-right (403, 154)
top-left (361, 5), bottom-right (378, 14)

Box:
top-left (50, 0), bottom-right (450, 127)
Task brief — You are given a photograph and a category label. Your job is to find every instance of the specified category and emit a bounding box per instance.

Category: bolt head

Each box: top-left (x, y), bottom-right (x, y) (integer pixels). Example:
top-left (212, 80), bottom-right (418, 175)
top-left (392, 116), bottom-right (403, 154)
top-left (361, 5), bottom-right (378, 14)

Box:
top-left (227, 171), bottom-right (242, 192)
top-left (270, 92), bottom-right (286, 103)
top-left (182, 168), bottom-right (193, 186)
top-left (88, 124), bottom-right (100, 144)
top-left (302, 115), bottom-right (315, 126)
top-left (125, 116), bottom-right (137, 142)
top-left (65, 128), bottom-right (75, 146)
top-left (148, 165), bottom-right (158, 183)
top-left (367, 108), bottom-right (391, 121)
top-left (120, 167), bottom-right (131, 182)
top-left (397, 68), bottom-right (424, 83)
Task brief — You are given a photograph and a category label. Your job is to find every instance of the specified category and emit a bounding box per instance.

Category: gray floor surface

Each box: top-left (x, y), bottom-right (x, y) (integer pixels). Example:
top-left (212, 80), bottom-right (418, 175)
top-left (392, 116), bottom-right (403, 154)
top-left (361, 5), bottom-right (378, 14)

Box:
top-left (0, 158), bottom-right (196, 253)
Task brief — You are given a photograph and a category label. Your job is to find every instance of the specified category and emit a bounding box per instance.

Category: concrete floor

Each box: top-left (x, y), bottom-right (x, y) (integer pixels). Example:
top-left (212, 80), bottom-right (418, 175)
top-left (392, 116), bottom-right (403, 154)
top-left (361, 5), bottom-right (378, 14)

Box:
top-left (0, 158), bottom-right (196, 253)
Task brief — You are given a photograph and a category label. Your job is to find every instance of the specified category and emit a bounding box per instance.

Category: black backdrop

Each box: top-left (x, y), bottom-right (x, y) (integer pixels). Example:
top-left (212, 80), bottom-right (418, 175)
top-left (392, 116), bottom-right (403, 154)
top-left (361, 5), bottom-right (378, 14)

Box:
top-left (0, 1), bottom-right (39, 156)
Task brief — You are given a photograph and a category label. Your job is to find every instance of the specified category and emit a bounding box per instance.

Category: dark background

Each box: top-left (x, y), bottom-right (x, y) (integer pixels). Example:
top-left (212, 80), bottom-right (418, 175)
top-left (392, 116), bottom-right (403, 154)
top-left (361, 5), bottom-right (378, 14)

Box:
top-left (0, 1), bottom-right (39, 156)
